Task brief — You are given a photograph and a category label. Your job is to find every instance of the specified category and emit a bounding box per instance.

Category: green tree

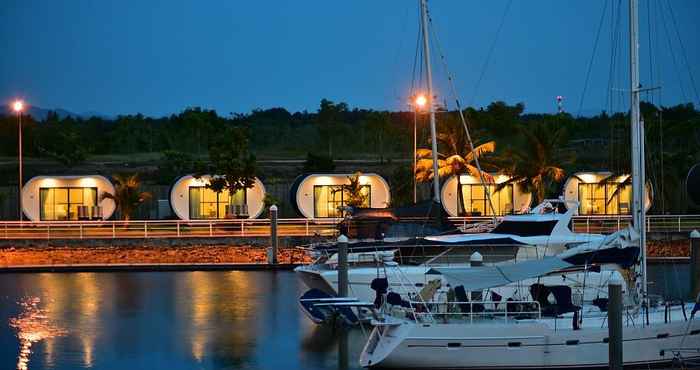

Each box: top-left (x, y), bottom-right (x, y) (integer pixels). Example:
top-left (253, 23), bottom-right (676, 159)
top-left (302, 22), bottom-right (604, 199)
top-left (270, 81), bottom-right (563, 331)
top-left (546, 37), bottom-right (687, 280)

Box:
top-left (316, 99), bottom-right (348, 157)
top-left (101, 173), bottom-right (152, 220)
top-left (344, 172), bottom-right (369, 208)
top-left (202, 127), bottom-right (257, 198)
top-left (497, 122), bottom-right (572, 205)
top-left (157, 150), bottom-right (203, 184)
top-left (364, 111), bottom-right (393, 163)
top-left (303, 152), bottom-right (335, 173)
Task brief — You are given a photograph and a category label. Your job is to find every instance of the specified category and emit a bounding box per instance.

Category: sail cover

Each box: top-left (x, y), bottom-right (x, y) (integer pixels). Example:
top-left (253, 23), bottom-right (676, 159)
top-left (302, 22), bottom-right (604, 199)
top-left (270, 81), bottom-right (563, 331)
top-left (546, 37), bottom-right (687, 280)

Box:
top-left (426, 258), bottom-right (573, 291)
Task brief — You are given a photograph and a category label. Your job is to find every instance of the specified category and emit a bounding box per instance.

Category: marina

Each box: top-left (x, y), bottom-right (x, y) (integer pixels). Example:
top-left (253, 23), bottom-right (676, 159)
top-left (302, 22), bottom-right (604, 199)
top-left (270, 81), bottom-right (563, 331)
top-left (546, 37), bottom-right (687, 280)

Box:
top-left (1, 0), bottom-right (699, 368)
top-left (0, 266), bottom-right (692, 370)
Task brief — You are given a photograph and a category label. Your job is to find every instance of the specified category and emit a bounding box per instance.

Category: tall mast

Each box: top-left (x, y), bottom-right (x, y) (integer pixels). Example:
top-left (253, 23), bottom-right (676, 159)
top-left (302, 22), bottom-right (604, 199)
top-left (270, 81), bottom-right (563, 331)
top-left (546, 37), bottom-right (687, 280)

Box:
top-left (419, 0), bottom-right (441, 204)
top-left (629, 0), bottom-right (647, 298)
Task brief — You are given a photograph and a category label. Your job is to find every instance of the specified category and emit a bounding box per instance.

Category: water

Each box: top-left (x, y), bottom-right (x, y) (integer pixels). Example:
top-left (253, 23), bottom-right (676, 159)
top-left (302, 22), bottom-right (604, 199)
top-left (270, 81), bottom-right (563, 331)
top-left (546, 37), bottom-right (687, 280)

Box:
top-left (0, 271), bottom-right (364, 370)
top-left (0, 264), bottom-right (691, 370)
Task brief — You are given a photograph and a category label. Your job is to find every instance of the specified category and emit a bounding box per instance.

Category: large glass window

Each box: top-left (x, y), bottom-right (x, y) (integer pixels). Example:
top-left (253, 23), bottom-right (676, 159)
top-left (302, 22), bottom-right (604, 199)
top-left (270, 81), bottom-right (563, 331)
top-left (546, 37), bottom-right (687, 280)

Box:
top-left (313, 185), bottom-right (370, 218)
top-left (189, 186), bottom-right (246, 219)
top-left (40, 187), bottom-right (98, 221)
top-left (459, 184), bottom-right (514, 216)
top-left (578, 182), bottom-right (631, 215)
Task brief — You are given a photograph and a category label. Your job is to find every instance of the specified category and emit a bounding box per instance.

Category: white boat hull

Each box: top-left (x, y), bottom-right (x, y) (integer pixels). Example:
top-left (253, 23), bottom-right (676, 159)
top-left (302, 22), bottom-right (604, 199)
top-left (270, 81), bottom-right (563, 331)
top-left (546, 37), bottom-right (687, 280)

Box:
top-left (361, 309), bottom-right (700, 368)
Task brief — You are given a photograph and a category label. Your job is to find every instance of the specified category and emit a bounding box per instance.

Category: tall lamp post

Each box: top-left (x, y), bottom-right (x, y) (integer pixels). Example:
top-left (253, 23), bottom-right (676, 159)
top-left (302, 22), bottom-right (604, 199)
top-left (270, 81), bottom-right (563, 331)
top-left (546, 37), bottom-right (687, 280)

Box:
top-left (411, 94), bottom-right (428, 204)
top-left (13, 100), bottom-right (24, 221)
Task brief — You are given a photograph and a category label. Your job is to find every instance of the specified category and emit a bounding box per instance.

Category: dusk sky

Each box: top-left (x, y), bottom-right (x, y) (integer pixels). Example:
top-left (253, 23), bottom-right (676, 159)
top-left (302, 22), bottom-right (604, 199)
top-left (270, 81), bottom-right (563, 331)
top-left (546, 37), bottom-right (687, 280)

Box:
top-left (1, 0), bottom-right (699, 117)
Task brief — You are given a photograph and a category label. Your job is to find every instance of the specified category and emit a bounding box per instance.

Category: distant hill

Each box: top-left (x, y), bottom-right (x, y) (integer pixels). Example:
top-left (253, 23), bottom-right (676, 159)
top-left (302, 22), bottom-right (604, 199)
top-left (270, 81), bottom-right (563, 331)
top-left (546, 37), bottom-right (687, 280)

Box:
top-left (1, 106), bottom-right (112, 121)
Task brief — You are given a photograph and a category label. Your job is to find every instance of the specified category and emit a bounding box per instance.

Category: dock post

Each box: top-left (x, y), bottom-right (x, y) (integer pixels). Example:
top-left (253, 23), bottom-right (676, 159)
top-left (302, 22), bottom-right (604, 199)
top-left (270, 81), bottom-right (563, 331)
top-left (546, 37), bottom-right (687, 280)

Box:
top-left (337, 234), bottom-right (349, 297)
top-left (608, 278), bottom-right (623, 370)
top-left (268, 205), bottom-right (278, 264)
top-left (690, 230), bottom-right (700, 299)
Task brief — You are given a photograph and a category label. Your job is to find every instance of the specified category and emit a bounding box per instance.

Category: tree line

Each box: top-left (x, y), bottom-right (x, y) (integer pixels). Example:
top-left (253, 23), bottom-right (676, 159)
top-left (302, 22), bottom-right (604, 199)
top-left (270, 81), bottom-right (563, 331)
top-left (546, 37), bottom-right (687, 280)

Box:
top-left (0, 99), bottom-right (698, 213)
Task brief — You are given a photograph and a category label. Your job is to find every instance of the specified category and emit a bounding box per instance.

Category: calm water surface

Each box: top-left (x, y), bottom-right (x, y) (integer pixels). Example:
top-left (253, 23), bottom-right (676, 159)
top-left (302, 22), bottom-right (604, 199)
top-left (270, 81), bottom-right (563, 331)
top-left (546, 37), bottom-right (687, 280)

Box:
top-left (0, 271), bottom-right (364, 370)
top-left (0, 265), bottom-right (690, 370)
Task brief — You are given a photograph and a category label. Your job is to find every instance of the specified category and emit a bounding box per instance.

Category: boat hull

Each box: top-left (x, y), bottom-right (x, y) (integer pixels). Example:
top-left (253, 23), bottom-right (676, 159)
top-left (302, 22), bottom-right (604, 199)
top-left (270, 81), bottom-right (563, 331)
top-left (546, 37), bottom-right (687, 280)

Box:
top-left (361, 314), bottom-right (700, 368)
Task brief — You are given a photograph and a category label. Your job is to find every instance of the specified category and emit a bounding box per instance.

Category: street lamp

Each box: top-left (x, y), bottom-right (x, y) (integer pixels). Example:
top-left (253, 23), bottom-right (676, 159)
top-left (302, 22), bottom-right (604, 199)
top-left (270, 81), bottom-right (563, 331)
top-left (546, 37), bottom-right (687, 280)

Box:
top-left (414, 94), bottom-right (428, 110)
top-left (410, 94), bottom-right (429, 204)
top-left (13, 100), bottom-right (24, 221)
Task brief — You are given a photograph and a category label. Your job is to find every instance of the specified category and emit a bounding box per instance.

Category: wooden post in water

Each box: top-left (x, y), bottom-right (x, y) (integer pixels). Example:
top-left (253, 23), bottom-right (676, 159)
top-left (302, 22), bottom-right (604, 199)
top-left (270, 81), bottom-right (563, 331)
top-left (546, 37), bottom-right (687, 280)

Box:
top-left (690, 230), bottom-right (700, 298)
top-left (608, 278), bottom-right (623, 370)
top-left (268, 205), bottom-right (278, 264)
top-left (337, 234), bottom-right (349, 297)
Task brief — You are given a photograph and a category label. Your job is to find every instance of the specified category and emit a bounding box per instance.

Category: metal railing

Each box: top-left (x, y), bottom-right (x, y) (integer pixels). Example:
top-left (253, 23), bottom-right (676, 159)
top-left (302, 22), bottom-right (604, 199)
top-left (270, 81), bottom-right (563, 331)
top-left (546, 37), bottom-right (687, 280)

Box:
top-left (0, 214), bottom-right (698, 240)
top-left (448, 214), bottom-right (700, 234)
top-left (0, 218), bottom-right (341, 240)
top-left (409, 300), bottom-right (542, 323)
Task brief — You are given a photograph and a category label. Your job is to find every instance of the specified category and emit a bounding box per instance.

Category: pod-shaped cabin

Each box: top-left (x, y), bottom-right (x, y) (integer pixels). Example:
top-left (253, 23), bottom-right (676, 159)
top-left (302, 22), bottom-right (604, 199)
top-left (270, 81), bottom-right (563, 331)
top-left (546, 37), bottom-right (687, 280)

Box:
top-left (440, 174), bottom-right (532, 217)
top-left (170, 175), bottom-right (266, 220)
top-left (21, 175), bottom-right (116, 221)
top-left (291, 173), bottom-right (391, 218)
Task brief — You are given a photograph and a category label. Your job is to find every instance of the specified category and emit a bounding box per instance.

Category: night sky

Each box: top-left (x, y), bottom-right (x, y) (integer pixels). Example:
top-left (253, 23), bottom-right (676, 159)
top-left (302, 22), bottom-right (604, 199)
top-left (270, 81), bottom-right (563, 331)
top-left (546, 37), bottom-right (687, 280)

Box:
top-left (1, 0), bottom-right (699, 117)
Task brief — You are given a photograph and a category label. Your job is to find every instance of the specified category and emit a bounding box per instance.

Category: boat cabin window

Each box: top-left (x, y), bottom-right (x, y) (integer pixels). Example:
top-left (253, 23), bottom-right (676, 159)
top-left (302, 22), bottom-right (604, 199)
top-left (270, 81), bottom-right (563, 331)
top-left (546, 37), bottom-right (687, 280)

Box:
top-left (189, 186), bottom-right (246, 219)
top-left (40, 187), bottom-right (98, 221)
top-left (491, 220), bottom-right (558, 236)
top-left (459, 183), bottom-right (514, 216)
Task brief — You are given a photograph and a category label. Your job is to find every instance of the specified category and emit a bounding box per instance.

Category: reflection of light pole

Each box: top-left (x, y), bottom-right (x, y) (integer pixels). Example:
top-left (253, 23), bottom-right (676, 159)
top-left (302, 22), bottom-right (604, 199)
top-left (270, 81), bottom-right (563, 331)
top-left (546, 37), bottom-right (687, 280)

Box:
top-left (412, 94), bottom-right (427, 204)
top-left (13, 100), bottom-right (24, 221)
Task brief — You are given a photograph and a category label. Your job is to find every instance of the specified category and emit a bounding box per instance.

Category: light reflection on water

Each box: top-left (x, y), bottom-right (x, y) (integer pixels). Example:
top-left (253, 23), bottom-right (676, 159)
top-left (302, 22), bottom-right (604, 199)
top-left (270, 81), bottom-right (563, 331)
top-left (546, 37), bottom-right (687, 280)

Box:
top-left (1, 271), bottom-right (362, 370)
top-left (9, 297), bottom-right (67, 370)
top-left (0, 265), bottom-right (686, 369)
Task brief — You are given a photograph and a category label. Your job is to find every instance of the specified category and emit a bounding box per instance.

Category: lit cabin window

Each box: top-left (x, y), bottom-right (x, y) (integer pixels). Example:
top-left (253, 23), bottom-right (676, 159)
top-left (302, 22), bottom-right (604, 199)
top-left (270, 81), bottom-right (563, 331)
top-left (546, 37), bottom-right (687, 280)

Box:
top-left (40, 187), bottom-right (97, 220)
top-left (459, 183), bottom-right (513, 216)
top-left (313, 185), bottom-right (370, 218)
top-left (578, 182), bottom-right (631, 215)
top-left (188, 186), bottom-right (246, 219)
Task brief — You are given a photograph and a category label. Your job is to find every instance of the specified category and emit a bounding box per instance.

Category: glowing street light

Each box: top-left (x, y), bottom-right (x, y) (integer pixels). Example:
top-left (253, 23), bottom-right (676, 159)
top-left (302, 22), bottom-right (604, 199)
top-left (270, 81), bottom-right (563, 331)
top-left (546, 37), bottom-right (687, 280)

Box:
top-left (12, 100), bottom-right (25, 221)
top-left (414, 94), bottom-right (428, 109)
top-left (410, 94), bottom-right (429, 204)
top-left (13, 100), bottom-right (24, 113)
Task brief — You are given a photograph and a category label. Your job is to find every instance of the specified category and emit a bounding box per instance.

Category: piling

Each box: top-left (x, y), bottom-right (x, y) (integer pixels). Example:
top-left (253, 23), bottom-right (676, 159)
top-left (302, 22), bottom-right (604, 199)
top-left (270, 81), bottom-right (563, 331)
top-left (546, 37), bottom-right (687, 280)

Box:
top-left (337, 234), bottom-right (349, 297)
top-left (608, 278), bottom-right (623, 370)
top-left (268, 205), bottom-right (278, 264)
top-left (690, 230), bottom-right (700, 299)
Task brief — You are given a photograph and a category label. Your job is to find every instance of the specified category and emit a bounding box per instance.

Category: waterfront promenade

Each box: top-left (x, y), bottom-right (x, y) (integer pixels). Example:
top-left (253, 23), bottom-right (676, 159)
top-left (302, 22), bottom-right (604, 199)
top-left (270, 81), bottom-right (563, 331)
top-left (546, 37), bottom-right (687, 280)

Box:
top-left (0, 214), bottom-right (699, 240)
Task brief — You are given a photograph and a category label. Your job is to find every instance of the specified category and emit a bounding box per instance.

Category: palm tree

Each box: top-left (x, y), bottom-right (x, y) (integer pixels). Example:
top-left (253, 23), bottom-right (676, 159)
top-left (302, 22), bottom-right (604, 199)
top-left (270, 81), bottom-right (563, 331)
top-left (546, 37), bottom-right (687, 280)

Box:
top-left (415, 138), bottom-right (496, 215)
top-left (497, 122), bottom-right (572, 205)
top-left (101, 173), bottom-right (152, 220)
top-left (344, 172), bottom-right (369, 208)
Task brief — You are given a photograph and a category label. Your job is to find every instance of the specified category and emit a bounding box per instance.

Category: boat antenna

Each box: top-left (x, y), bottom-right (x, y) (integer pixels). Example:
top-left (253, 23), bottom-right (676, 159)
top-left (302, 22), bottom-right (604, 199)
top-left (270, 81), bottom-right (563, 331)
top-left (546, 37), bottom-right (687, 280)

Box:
top-left (629, 0), bottom-right (647, 306)
top-left (419, 0), bottom-right (441, 205)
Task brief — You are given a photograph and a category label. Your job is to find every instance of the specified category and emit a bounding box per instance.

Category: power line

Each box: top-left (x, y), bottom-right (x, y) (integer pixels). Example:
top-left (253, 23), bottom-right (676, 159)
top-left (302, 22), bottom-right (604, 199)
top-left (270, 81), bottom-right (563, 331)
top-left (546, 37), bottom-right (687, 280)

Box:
top-left (664, 0), bottom-right (700, 105)
top-left (469, 0), bottom-right (513, 107)
top-left (577, 0), bottom-right (609, 117)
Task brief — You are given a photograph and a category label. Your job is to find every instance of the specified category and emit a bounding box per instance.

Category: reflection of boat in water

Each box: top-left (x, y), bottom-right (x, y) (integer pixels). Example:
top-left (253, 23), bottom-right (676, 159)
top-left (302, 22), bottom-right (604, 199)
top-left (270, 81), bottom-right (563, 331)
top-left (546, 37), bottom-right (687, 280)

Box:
top-left (295, 199), bottom-right (622, 306)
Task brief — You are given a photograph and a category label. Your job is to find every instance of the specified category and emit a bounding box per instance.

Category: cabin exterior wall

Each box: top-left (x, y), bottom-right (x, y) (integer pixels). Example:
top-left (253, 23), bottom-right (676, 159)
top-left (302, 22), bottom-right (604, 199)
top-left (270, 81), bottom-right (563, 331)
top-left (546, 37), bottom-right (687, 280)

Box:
top-left (441, 175), bottom-right (532, 217)
top-left (563, 171), bottom-right (652, 215)
top-left (21, 175), bottom-right (116, 221)
top-left (170, 175), bottom-right (266, 220)
top-left (293, 173), bottom-right (390, 218)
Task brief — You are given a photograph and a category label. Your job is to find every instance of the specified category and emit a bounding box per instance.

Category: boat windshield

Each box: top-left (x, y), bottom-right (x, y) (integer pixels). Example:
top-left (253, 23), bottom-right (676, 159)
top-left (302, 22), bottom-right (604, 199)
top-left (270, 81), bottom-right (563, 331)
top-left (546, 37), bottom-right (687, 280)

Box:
top-left (491, 220), bottom-right (558, 237)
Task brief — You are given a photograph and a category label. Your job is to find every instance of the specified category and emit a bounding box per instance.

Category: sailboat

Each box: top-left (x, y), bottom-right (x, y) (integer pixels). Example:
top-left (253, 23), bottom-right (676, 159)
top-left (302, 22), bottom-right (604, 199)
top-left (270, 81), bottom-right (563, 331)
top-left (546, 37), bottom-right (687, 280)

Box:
top-left (295, 0), bottom-right (617, 312)
top-left (358, 0), bottom-right (700, 368)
